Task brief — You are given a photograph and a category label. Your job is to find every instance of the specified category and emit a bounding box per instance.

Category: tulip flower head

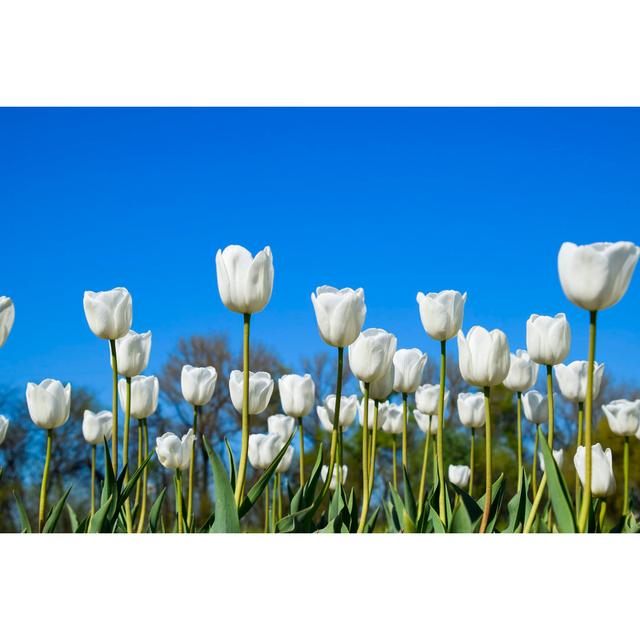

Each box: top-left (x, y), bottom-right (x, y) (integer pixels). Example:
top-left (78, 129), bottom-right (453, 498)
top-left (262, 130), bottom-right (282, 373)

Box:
top-left (229, 370), bottom-right (274, 415)
top-left (522, 390), bottom-right (549, 425)
top-left (0, 296), bottom-right (15, 348)
top-left (83, 287), bottom-right (132, 340)
top-left (215, 245), bottom-right (274, 315)
top-left (278, 373), bottom-right (315, 418)
top-left (457, 326), bottom-right (510, 388)
top-left (156, 429), bottom-right (195, 470)
top-left (348, 328), bottom-right (397, 383)
top-left (382, 403), bottom-right (404, 435)
top-left (317, 394), bottom-right (358, 432)
top-left (181, 365), bottom-right (218, 406)
top-left (448, 464), bottom-right (471, 489)
top-left (416, 290), bottom-right (467, 342)
top-left (602, 399), bottom-right (640, 437)
top-left (554, 360), bottom-right (605, 404)
top-left (414, 409), bottom-right (438, 435)
top-left (0, 415), bottom-right (9, 445)
top-left (359, 398), bottom-right (389, 430)
top-left (526, 313), bottom-right (571, 366)
top-left (267, 414), bottom-right (296, 441)
top-left (365, 362), bottom-right (395, 402)
top-left (321, 464), bottom-right (348, 491)
top-left (456, 392), bottom-right (486, 428)
top-left (119, 375), bottom-right (159, 420)
top-left (415, 383), bottom-right (450, 416)
top-left (311, 286), bottom-right (366, 348)
top-left (574, 444), bottom-right (616, 497)
top-left (275, 441), bottom-right (295, 474)
top-left (538, 448), bottom-right (564, 473)
top-left (558, 241), bottom-right (640, 311)
top-left (115, 329), bottom-right (152, 378)
top-left (503, 350), bottom-right (539, 393)
top-left (392, 348), bottom-right (428, 394)
top-left (26, 379), bottom-right (71, 429)
top-left (82, 410), bottom-right (113, 446)
top-left (248, 433), bottom-right (282, 470)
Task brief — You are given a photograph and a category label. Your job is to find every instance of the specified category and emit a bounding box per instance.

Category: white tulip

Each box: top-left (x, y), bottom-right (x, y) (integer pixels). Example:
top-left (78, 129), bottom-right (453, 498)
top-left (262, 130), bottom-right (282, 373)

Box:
top-left (83, 287), bottom-right (132, 340)
top-left (392, 348), bottom-right (427, 394)
top-left (267, 414), bottom-right (296, 441)
top-left (348, 328), bottom-right (397, 383)
top-left (181, 365), bottom-right (218, 406)
top-left (0, 296), bottom-right (15, 348)
top-left (311, 286), bottom-right (366, 348)
top-left (416, 290), bottom-right (467, 342)
top-left (26, 379), bottom-right (71, 429)
top-left (215, 245), bottom-right (274, 314)
top-left (278, 374), bottom-right (315, 418)
top-left (522, 390), bottom-right (549, 425)
top-left (602, 399), bottom-right (640, 437)
top-left (456, 392), bottom-right (486, 429)
top-left (554, 361), bottom-right (605, 404)
top-left (365, 362), bottom-right (394, 402)
top-left (115, 330), bottom-right (152, 378)
top-left (0, 415), bottom-right (9, 445)
top-left (276, 442), bottom-right (295, 473)
top-left (248, 433), bottom-right (281, 470)
top-left (317, 394), bottom-right (358, 431)
top-left (382, 402), bottom-right (404, 435)
top-left (415, 384), bottom-right (450, 416)
top-left (448, 464), bottom-right (471, 489)
top-left (82, 410), bottom-right (113, 446)
top-left (229, 370), bottom-right (274, 415)
top-left (457, 326), bottom-right (510, 388)
top-left (155, 429), bottom-right (195, 470)
top-left (321, 464), bottom-right (348, 491)
top-left (358, 399), bottom-right (389, 430)
top-left (414, 409), bottom-right (438, 435)
top-left (558, 241), bottom-right (640, 311)
top-left (526, 313), bottom-right (571, 366)
top-left (538, 448), bottom-right (564, 473)
top-left (503, 350), bottom-right (539, 392)
top-left (574, 444), bottom-right (616, 497)
top-left (119, 375), bottom-right (159, 420)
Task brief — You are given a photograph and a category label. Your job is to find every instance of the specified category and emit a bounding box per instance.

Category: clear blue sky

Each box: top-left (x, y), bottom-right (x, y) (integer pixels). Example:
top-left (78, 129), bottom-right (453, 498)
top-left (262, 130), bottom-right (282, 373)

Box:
top-left (1, 108), bottom-right (639, 405)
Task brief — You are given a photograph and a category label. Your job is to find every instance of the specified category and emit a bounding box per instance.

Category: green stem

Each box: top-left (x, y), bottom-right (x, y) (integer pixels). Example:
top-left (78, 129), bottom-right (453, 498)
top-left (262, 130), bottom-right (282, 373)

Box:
top-left (546, 365), bottom-right (555, 447)
top-left (187, 405), bottom-right (198, 529)
top-left (623, 436), bottom-right (630, 516)
top-left (402, 392), bottom-right (408, 478)
top-left (575, 402), bottom-right (584, 507)
top-left (367, 400), bottom-right (379, 502)
top-left (599, 500), bottom-right (607, 531)
top-left (271, 477), bottom-right (277, 533)
top-left (277, 472), bottom-right (282, 521)
top-left (417, 428), bottom-right (431, 517)
top-left (532, 428), bottom-right (539, 497)
top-left (298, 417), bottom-right (305, 486)
top-left (234, 312), bottom-right (251, 505)
top-left (264, 483), bottom-right (269, 533)
top-left (91, 445), bottom-right (96, 517)
top-left (134, 419), bottom-right (142, 509)
top-left (38, 429), bottom-right (53, 532)
top-left (109, 339), bottom-right (119, 476)
top-left (469, 429), bottom-right (475, 498)
top-left (479, 387), bottom-right (492, 534)
top-left (523, 474), bottom-right (547, 533)
top-left (392, 436), bottom-right (398, 492)
top-left (123, 376), bottom-right (133, 533)
top-left (357, 383), bottom-right (371, 533)
top-left (516, 392), bottom-right (523, 491)
top-left (175, 469), bottom-right (183, 534)
top-left (437, 340), bottom-right (447, 524)
top-left (136, 419), bottom-right (149, 534)
top-left (578, 310), bottom-right (597, 533)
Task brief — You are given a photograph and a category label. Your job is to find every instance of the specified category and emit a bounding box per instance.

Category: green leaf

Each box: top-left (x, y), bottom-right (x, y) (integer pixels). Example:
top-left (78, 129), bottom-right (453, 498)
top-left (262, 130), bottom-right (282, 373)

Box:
top-left (401, 465), bottom-right (417, 528)
top-left (363, 506), bottom-right (380, 533)
top-left (119, 451), bottom-right (154, 507)
top-left (504, 468), bottom-right (532, 533)
top-left (428, 504), bottom-right (446, 533)
top-left (383, 498), bottom-right (401, 532)
top-left (149, 487), bottom-right (167, 533)
top-left (224, 437), bottom-right (237, 491)
top-left (66, 503), bottom-right (79, 532)
top-left (75, 514), bottom-right (90, 533)
top-left (89, 496), bottom-right (113, 533)
top-left (101, 439), bottom-right (116, 506)
top-left (538, 427), bottom-right (577, 533)
top-left (476, 473), bottom-right (505, 533)
top-left (204, 437), bottom-right (241, 533)
top-left (13, 491), bottom-right (32, 533)
top-left (42, 486), bottom-right (72, 533)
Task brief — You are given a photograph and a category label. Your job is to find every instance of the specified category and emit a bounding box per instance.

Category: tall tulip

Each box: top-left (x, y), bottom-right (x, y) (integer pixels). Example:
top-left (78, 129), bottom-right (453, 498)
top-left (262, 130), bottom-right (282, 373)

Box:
top-left (558, 241), bottom-right (639, 532)
top-left (415, 384), bottom-right (450, 416)
top-left (574, 444), bottom-right (616, 498)
top-left (0, 296), bottom-right (15, 348)
top-left (318, 393), bottom-right (357, 488)
top-left (0, 415), bottom-right (8, 446)
top-left (456, 391), bottom-right (486, 497)
top-left (216, 244), bottom-right (274, 505)
top-left (321, 464), bottom-right (348, 492)
top-left (383, 402), bottom-right (404, 491)
top-left (83, 287), bottom-right (132, 476)
top-left (229, 370), bottom-right (274, 415)
top-left (248, 432), bottom-right (282, 532)
top-left (522, 389), bottom-right (549, 497)
top-left (414, 409), bottom-right (437, 513)
top-left (26, 379), bottom-right (71, 532)
top-left (417, 289), bottom-right (466, 525)
top-left (457, 326), bottom-right (509, 533)
top-left (268, 414), bottom-right (296, 441)
top-left (448, 464), bottom-right (471, 490)
top-left (82, 410), bottom-right (113, 515)
top-left (392, 348), bottom-right (428, 394)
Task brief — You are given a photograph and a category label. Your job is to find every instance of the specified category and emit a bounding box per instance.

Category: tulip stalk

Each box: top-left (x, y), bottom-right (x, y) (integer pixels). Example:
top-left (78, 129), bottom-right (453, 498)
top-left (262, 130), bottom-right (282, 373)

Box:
top-left (523, 473), bottom-right (547, 533)
top-left (109, 340), bottom-right (119, 476)
top-left (264, 487), bottom-right (269, 533)
top-left (417, 428), bottom-right (431, 517)
top-left (90, 444), bottom-right (96, 517)
top-left (367, 400), bottom-right (379, 502)
top-left (578, 311), bottom-right (597, 533)
top-left (479, 387), bottom-right (492, 534)
top-left (136, 418), bottom-right (149, 534)
top-left (357, 383), bottom-right (370, 533)
top-left (575, 401), bottom-right (584, 506)
top-left (469, 430), bottom-right (475, 498)
top-left (532, 429), bottom-right (539, 496)
top-left (234, 313), bottom-right (252, 505)
top-left (175, 469), bottom-right (184, 534)
top-left (392, 436), bottom-right (398, 492)
top-left (123, 376), bottom-right (133, 533)
top-left (187, 405), bottom-right (199, 529)
top-left (271, 477), bottom-right (277, 532)
top-left (320, 348), bottom-right (344, 501)
top-left (546, 366), bottom-right (555, 447)
top-left (516, 392), bottom-right (523, 491)
top-left (38, 430), bottom-right (53, 532)
top-left (401, 392), bottom-right (408, 479)
top-left (623, 436), bottom-right (630, 516)
top-left (436, 340), bottom-right (447, 524)
top-left (298, 417), bottom-right (305, 486)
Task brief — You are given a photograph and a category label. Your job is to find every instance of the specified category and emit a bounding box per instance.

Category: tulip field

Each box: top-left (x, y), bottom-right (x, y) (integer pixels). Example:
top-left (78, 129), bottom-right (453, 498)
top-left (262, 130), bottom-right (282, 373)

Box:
top-left (0, 241), bottom-right (639, 534)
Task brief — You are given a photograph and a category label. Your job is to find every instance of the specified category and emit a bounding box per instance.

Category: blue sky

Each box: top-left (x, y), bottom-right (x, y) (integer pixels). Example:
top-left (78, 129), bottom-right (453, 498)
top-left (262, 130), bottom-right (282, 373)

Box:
top-left (1, 108), bottom-right (639, 405)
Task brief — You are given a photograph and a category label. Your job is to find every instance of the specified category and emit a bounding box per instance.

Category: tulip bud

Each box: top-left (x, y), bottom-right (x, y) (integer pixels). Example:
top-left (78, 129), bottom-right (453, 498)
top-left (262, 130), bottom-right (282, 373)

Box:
top-left (413, 409), bottom-right (438, 435)
top-left (503, 350), bottom-right (539, 392)
top-left (415, 384), bottom-right (450, 416)
top-left (522, 390), bottom-right (549, 425)
top-left (119, 375), bottom-right (159, 420)
top-left (278, 374), bottom-right (315, 418)
top-left (558, 241), bottom-right (640, 311)
top-left (181, 365), bottom-right (218, 406)
top-left (0, 415), bottom-right (9, 445)
top-left (457, 326), bottom-right (510, 388)
top-left (358, 399), bottom-right (389, 430)
top-left (602, 399), bottom-right (640, 437)
top-left (26, 379), bottom-right (71, 429)
top-left (526, 313), bottom-right (571, 366)
top-left (0, 296), bottom-right (15, 348)
top-left (392, 348), bottom-right (427, 394)
top-left (456, 392), bottom-right (486, 428)
top-left (538, 448), bottom-right (564, 473)
top-left (82, 410), bottom-right (113, 446)
top-left (416, 290), bottom-right (466, 342)
top-left (321, 464), bottom-right (348, 491)
top-left (448, 464), bottom-right (471, 489)
top-left (155, 429), bottom-right (195, 470)
top-left (229, 370), bottom-right (274, 415)
top-left (215, 245), bottom-right (274, 314)
top-left (317, 394), bottom-right (358, 432)
top-left (267, 414), bottom-right (296, 441)
top-left (364, 362), bottom-right (394, 402)
top-left (311, 286), bottom-right (366, 348)
top-left (275, 441), bottom-right (295, 473)
top-left (574, 444), bottom-right (616, 497)
top-left (554, 360), bottom-right (604, 404)
top-left (115, 329), bottom-right (152, 378)
top-left (382, 402), bottom-right (404, 434)
top-left (248, 433), bottom-right (281, 470)
top-left (348, 328), bottom-right (397, 383)
top-left (83, 287), bottom-right (132, 340)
